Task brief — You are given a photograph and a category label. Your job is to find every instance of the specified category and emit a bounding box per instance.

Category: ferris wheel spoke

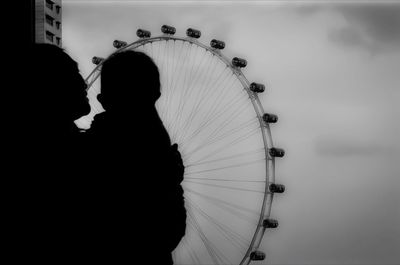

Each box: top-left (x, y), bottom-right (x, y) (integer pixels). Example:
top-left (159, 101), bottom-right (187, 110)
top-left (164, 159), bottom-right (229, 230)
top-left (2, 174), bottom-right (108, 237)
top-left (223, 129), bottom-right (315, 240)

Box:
top-left (184, 51), bottom-right (226, 116)
top-left (184, 180), bottom-right (264, 194)
top-left (176, 49), bottom-right (210, 140)
top-left (191, 70), bottom-right (233, 130)
top-left (189, 198), bottom-right (257, 227)
top-left (184, 49), bottom-right (216, 109)
top-left (196, 74), bottom-right (237, 128)
top-left (171, 43), bottom-right (196, 135)
top-left (174, 45), bottom-right (210, 143)
top-left (161, 40), bottom-right (168, 73)
top-left (186, 219), bottom-right (218, 264)
top-left (188, 211), bottom-right (226, 264)
top-left (184, 53), bottom-right (221, 116)
top-left (202, 87), bottom-right (249, 127)
top-left (186, 197), bottom-right (249, 255)
top-left (186, 238), bottom-right (202, 265)
top-left (184, 45), bottom-right (205, 96)
top-left (160, 40), bottom-right (183, 113)
top-left (178, 73), bottom-right (240, 145)
top-left (163, 40), bottom-right (186, 131)
top-left (165, 40), bottom-right (174, 109)
top-left (180, 88), bottom-right (250, 146)
top-left (185, 158), bottom-right (265, 176)
top-left (165, 40), bottom-right (188, 126)
top-left (159, 40), bottom-right (172, 122)
top-left (205, 119), bottom-right (258, 148)
top-left (177, 54), bottom-right (222, 141)
top-left (182, 118), bottom-right (256, 158)
top-left (174, 46), bottom-right (209, 142)
top-left (182, 63), bottom-right (230, 127)
top-left (203, 95), bottom-right (254, 137)
top-left (184, 187), bottom-right (260, 222)
top-left (184, 124), bottom-right (260, 161)
top-left (163, 40), bottom-right (176, 95)
top-left (149, 41), bottom-right (154, 59)
top-left (185, 147), bottom-right (264, 167)
top-left (156, 39), bottom-right (162, 64)
top-left (174, 236), bottom-right (202, 265)
top-left (185, 177), bottom-right (265, 183)
top-left (158, 41), bottom-right (168, 93)
top-left (168, 42), bottom-right (194, 139)
top-left (161, 40), bottom-right (171, 94)
top-left (158, 41), bottom-right (169, 122)
top-left (194, 113), bottom-right (257, 152)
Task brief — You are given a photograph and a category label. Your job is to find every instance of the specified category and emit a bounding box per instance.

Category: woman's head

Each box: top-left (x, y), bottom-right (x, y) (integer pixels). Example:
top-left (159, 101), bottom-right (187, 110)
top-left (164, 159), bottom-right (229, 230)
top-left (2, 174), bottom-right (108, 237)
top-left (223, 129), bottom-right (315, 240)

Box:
top-left (30, 44), bottom-right (91, 123)
top-left (98, 50), bottom-right (161, 111)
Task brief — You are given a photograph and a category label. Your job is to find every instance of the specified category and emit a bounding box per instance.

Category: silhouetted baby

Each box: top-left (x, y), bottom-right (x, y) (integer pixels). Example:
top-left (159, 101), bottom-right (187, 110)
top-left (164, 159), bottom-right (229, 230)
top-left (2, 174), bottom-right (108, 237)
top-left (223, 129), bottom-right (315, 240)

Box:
top-left (86, 50), bottom-right (186, 264)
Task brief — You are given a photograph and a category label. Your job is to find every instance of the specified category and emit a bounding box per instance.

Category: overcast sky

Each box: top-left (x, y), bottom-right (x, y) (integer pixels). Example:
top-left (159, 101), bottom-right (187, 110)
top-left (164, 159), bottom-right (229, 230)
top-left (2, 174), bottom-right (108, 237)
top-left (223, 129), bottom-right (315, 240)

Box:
top-left (63, 1), bottom-right (400, 264)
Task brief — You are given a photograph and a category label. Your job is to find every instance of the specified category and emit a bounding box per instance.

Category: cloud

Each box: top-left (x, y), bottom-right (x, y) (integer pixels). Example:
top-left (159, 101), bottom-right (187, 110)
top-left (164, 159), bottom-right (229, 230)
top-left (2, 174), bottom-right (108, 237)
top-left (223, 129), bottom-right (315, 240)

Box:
top-left (328, 26), bottom-right (370, 49)
top-left (337, 4), bottom-right (400, 43)
top-left (331, 4), bottom-right (400, 53)
top-left (315, 137), bottom-right (397, 157)
top-left (293, 3), bottom-right (400, 53)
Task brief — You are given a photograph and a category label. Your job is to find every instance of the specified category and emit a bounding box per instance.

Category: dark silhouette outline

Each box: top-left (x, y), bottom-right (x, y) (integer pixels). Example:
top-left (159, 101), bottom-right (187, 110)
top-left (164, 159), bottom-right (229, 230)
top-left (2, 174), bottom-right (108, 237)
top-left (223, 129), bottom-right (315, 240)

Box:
top-left (87, 50), bottom-right (186, 264)
top-left (16, 43), bottom-right (92, 262)
top-left (26, 43), bottom-right (90, 137)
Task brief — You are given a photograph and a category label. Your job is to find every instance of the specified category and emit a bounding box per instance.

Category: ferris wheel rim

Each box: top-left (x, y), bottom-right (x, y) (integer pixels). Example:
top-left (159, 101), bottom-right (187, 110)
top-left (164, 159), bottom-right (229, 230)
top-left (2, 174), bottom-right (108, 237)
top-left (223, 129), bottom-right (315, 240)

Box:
top-left (85, 33), bottom-right (277, 265)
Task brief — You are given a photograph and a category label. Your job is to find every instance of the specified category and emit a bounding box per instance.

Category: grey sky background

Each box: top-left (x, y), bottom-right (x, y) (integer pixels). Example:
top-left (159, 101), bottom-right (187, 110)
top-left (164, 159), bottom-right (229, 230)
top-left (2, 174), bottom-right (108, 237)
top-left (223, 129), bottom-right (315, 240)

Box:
top-left (63, 1), bottom-right (400, 264)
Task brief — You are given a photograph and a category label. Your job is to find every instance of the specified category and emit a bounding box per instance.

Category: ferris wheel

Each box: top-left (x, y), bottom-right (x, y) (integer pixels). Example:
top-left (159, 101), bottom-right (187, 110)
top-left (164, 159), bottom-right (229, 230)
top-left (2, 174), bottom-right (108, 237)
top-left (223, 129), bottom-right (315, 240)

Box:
top-left (85, 25), bottom-right (285, 265)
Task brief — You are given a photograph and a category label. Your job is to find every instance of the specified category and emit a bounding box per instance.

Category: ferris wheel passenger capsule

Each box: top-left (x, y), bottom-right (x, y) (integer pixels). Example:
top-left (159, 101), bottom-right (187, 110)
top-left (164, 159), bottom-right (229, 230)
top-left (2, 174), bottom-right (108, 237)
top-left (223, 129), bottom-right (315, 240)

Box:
top-left (92, 56), bottom-right (104, 65)
top-left (269, 147), bottom-right (285, 157)
top-left (250, 82), bottom-right (265, 93)
top-left (263, 113), bottom-right (278, 123)
top-left (137, 29), bottom-right (151, 38)
top-left (161, 25), bottom-right (176, 35)
top-left (186, 28), bottom-right (201, 38)
top-left (113, 40), bottom-right (127, 49)
top-left (269, 183), bottom-right (285, 193)
top-left (232, 57), bottom-right (247, 68)
top-left (250, 250), bottom-right (266, 261)
top-left (210, 39), bottom-right (225, 50)
top-left (263, 218), bottom-right (279, 228)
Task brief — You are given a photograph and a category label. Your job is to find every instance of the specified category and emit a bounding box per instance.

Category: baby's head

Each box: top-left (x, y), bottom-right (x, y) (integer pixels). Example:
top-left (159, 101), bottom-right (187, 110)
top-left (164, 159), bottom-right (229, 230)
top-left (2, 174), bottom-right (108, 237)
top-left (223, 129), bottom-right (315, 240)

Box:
top-left (98, 50), bottom-right (161, 112)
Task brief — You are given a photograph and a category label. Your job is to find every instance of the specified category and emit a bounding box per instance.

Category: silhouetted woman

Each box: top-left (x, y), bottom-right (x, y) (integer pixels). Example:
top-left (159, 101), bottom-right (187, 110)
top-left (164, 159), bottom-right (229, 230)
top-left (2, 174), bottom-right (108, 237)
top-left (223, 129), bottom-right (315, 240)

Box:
top-left (87, 50), bottom-right (186, 264)
top-left (19, 44), bottom-right (92, 262)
